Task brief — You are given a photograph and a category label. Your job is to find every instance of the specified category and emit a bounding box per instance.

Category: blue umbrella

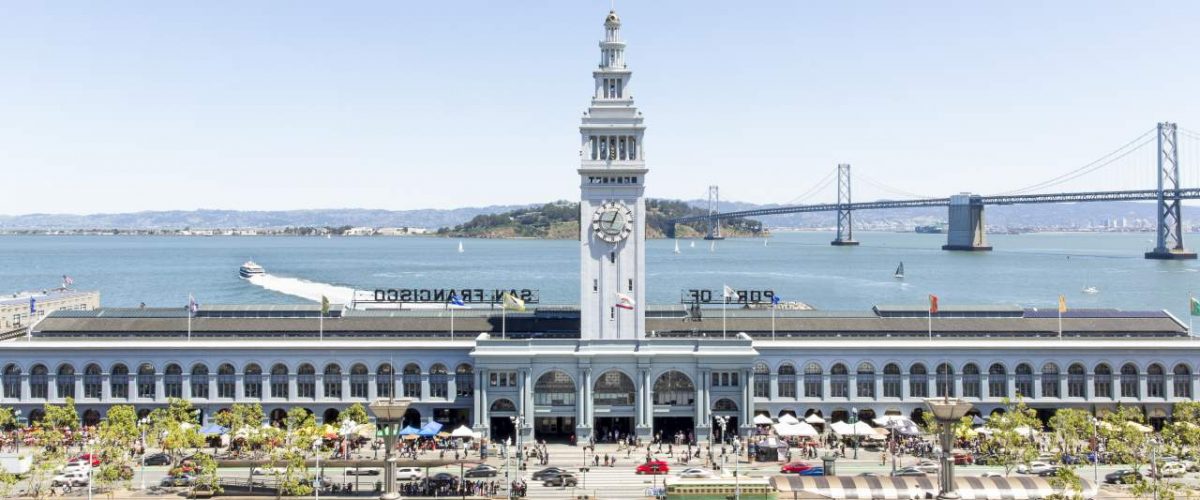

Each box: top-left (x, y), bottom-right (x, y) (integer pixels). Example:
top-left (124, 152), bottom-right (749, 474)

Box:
top-left (418, 421), bottom-right (443, 437)
top-left (398, 426), bottom-right (421, 436)
top-left (198, 423), bottom-right (228, 436)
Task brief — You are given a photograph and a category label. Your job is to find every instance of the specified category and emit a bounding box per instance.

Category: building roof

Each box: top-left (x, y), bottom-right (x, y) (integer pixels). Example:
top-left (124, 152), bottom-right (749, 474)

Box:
top-left (0, 289), bottom-right (97, 307)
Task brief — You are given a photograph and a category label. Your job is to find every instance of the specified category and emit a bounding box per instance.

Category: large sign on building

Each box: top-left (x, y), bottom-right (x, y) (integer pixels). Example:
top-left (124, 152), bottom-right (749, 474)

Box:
top-left (372, 288), bottom-right (539, 304)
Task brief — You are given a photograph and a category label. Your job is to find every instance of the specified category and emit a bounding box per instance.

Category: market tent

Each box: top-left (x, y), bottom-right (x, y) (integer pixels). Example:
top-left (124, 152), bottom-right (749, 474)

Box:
top-left (779, 414), bottom-right (801, 425)
top-left (753, 414), bottom-right (774, 425)
top-left (831, 421), bottom-right (875, 437)
top-left (774, 422), bottom-right (819, 437)
top-left (805, 414), bottom-right (826, 424)
top-left (1126, 422), bottom-right (1153, 433)
top-left (399, 426), bottom-right (421, 436)
top-left (418, 421), bottom-right (443, 437)
top-left (450, 425), bottom-right (476, 438)
top-left (199, 423), bottom-right (228, 436)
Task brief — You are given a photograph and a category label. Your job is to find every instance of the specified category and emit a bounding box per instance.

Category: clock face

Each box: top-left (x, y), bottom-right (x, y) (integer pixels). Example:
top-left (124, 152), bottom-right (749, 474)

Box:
top-left (591, 201), bottom-right (634, 244)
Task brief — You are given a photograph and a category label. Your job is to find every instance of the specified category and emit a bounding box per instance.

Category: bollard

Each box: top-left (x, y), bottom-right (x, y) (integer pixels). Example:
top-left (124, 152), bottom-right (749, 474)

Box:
top-left (822, 452), bottom-right (838, 476)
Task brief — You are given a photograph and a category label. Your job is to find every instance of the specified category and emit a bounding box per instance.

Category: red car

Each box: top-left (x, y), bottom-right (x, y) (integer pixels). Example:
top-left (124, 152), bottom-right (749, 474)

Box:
top-left (636, 460), bottom-right (669, 475)
top-left (70, 454), bottom-right (101, 467)
top-left (781, 462), bottom-right (814, 474)
top-left (953, 452), bottom-right (974, 466)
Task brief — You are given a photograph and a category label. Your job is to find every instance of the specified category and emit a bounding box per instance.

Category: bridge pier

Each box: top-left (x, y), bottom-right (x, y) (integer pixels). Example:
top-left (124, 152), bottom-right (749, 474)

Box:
top-left (942, 194), bottom-right (992, 251)
top-left (1145, 122), bottom-right (1195, 260)
top-left (830, 163), bottom-right (859, 246)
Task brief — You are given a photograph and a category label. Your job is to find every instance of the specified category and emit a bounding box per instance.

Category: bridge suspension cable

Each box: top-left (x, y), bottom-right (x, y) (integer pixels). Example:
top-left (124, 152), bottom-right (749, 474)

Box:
top-left (778, 169), bottom-right (837, 206)
top-left (854, 172), bottom-right (935, 200)
top-left (989, 127), bottom-right (1157, 196)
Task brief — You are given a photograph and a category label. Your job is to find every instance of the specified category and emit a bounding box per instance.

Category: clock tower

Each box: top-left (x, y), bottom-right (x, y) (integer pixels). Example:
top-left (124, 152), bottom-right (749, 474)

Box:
top-left (579, 10), bottom-right (646, 340)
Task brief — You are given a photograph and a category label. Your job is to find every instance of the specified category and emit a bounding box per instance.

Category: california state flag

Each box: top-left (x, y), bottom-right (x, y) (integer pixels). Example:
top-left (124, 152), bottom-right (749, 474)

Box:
top-left (616, 293), bottom-right (636, 310)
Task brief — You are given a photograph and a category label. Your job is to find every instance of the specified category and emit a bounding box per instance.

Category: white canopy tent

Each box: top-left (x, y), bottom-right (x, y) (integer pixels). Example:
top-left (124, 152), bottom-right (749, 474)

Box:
top-left (805, 414), bottom-right (826, 424)
top-left (774, 422), bottom-right (819, 437)
top-left (778, 414), bottom-right (801, 425)
top-left (753, 414), bottom-right (774, 425)
top-left (450, 425), bottom-right (477, 438)
top-left (831, 421), bottom-right (876, 437)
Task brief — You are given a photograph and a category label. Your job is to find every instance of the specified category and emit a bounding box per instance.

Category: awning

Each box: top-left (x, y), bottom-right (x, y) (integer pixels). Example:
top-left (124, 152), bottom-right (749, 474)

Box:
top-left (754, 414), bottom-right (774, 425)
top-left (779, 414), bottom-right (802, 425)
top-left (199, 423), bottom-right (228, 436)
top-left (398, 426), bottom-right (421, 436)
top-left (418, 421), bottom-right (443, 437)
top-left (769, 475), bottom-right (1096, 499)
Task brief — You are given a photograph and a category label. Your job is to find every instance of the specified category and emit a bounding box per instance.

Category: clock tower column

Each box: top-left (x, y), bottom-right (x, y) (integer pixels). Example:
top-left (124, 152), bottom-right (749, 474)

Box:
top-left (579, 10), bottom-right (646, 341)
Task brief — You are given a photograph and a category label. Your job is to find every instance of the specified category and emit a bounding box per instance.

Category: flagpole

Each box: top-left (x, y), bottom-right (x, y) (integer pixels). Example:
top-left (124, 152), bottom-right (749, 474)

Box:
top-left (450, 305), bottom-right (455, 341)
top-left (927, 309), bottom-right (932, 341)
top-left (771, 303), bottom-right (776, 341)
top-left (722, 295), bottom-right (727, 340)
top-left (1058, 307), bottom-right (1063, 339)
top-left (187, 294), bottom-right (192, 342)
top-left (502, 306), bottom-right (506, 340)
top-left (319, 311), bottom-right (324, 341)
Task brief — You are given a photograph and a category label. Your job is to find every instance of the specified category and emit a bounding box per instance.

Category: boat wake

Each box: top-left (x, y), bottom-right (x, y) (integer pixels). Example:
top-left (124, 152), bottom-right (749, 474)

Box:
top-left (246, 274), bottom-right (357, 305)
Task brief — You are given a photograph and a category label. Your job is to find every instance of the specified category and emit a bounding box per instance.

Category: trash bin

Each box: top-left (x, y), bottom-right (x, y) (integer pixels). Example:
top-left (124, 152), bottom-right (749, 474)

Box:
top-left (822, 452), bottom-right (837, 476)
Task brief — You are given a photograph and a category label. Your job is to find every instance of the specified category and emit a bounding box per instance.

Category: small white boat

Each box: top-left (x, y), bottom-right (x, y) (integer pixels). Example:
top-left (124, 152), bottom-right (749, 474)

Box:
top-left (709, 241), bottom-right (715, 252)
top-left (673, 240), bottom-right (680, 254)
top-left (763, 238), bottom-right (768, 247)
top-left (894, 262), bottom-right (905, 280)
top-left (1082, 286), bottom-right (1099, 294)
top-left (458, 241), bottom-right (464, 253)
top-left (690, 241), bottom-right (695, 248)
top-left (239, 261), bottom-right (265, 279)
top-left (326, 234), bottom-right (331, 239)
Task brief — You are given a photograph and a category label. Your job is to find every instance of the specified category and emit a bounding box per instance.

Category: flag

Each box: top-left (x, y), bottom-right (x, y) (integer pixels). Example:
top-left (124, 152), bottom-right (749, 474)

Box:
top-left (928, 294), bottom-right (939, 314)
top-left (320, 295), bottom-right (330, 315)
top-left (502, 292), bottom-right (525, 312)
top-left (723, 285), bottom-right (735, 299)
top-left (771, 295), bottom-right (781, 306)
top-left (188, 294), bottom-right (199, 316)
top-left (29, 297), bottom-right (36, 314)
top-left (616, 293), bottom-right (636, 310)
top-left (1191, 297), bottom-right (1200, 317)
top-left (449, 293), bottom-right (465, 307)
top-left (62, 275), bottom-right (74, 287)
top-left (1058, 295), bottom-right (1067, 314)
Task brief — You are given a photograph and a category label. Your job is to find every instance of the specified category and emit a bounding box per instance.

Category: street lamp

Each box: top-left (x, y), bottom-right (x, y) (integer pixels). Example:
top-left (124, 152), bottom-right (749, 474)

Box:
top-left (924, 397), bottom-right (973, 500)
top-left (138, 416), bottom-right (150, 491)
top-left (509, 416), bottom-right (524, 471)
top-left (13, 410), bottom-right (22, 453)
top-left (369, 398), bottom-right (414, 500)
top-left (312, 441), bottom-right (321, 500)
top-left (850, 407), bottom-right (859, 460)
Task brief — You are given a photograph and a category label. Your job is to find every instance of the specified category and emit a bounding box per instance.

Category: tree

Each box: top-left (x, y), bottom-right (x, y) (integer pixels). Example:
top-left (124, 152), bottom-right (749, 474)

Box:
top-left (1098, 406), bottom-right (1148, 469)
top-left (341, 403), bottom-right (369, 426)
top-left (1046, 409), bottom-right (1095, 500)
top-left (148, 398), bottom-right (204, 466)
top-left (978, 397), bottom-right (1041, 476)
top-left (93, 405), bottom-right (139, 496)
top-left (188, 451), bottom-right (223, 495)
top-left (0, 407), bottom-right (14, 428)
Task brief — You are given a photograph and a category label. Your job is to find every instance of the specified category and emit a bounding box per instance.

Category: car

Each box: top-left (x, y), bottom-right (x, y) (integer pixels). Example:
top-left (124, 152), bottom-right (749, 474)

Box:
top-left (51, 471), bottom-right (89, 487)
top-left (1017, 461), bottom-right (1052, 475)
top-left (69, 454), bottom-right (101, 467)
top-left (678, 468), bottom-right (715, 479)
top-left (143, 453), bottom-right (172, 466)
top-left (345, 468), bottom-right (381, 476)
top-left (780, 462), bottom-right (813, 474)
top-left (429, 472), bottom-right (457, 485)
top-left (1153, 462), bottom-right (1186, 478)
top-left (636, 460), bottom-right (669, 475)
top-left (1181, 459), bottom-right (1199, 472)
top-left (161, 474), bottom-right (195, 487)
top-left (913, 461), bottom-right (940, 474)
top-left (252, 467), bottom-right (284, 476)
top-left (980, 472), bottom-right (1004, 478)
top-left (531, 467), bottom-right (567, 481)
top-left (1104, 469), bottom-right (1143, 485)
top-left (543, 472), bottom-right (578, 487)
top-left (796, 467), bottom-right (825, 477)
top-left (952, 452), bottom-right (974, 466)
top-left (1037, 466), bottom-right (1064, 477)
top-left (395, 467), bottom-right (425, 481)
top-left (891, 467), bottom-right (926, 477)
top-left (465, 464), bottom-right (498, 478)
top-left (60, 462), bottom-right (91, 474)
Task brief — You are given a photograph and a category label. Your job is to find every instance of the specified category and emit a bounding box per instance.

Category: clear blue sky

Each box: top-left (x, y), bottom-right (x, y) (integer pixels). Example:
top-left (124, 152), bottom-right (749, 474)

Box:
top-left (2, 1), bottom-right (1199, 215)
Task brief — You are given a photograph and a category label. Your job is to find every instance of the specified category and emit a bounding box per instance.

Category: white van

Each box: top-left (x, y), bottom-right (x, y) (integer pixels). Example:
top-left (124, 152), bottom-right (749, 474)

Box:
top-left (395, 467), bottom-right (424, 481)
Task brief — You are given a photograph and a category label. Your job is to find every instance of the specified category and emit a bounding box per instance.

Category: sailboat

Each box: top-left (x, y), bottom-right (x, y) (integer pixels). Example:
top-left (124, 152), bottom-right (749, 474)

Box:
top-left (763, 238), bottom-right (768, 247)
top-left (458, 241), bottom-right (464, 253)
top-left (894, 262), bottom-right (905, 279)
top-left (690, 240), bottom-right (695, 249)
top-left (673, 240), bottom-right (680, 254)
top-left (709, 241), bottom-right (715, 252)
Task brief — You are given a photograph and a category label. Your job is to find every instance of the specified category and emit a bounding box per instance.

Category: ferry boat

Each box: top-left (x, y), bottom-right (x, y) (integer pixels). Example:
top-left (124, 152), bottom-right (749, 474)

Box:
top-left (239, 261), bottom-right (265, 279)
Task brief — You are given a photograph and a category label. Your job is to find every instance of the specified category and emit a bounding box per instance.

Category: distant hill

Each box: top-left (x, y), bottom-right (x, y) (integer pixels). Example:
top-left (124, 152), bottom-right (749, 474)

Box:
top-left (437, 199), bottom-right (765, 239)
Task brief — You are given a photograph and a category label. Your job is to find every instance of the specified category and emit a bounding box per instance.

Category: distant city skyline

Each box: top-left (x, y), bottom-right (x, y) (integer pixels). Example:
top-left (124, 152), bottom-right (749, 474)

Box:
top-left (2, 1), bottom-right (1199, 215)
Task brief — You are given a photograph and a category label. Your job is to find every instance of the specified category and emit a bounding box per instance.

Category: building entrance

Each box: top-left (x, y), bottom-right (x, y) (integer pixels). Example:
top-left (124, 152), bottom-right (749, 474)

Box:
top-left (593, 416), bottom-right (634, 442)
top-left (710, 416), bottom-right (739, 443)
top-left (535, 416), bottom-right (576, 442)
top-left (652, 417), bottom-right (695, 444)
top-left (490, 417), bottom-right (516, 444)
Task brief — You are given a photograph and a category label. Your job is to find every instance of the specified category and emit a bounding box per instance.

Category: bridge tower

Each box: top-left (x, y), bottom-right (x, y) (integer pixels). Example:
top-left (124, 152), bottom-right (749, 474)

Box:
top-left (941, 194), bottom-right (992, 251)
top-left (704, 185), bottom-right (725, 240)
top-left (1145, 122), bottom-right (1196, 259)
top-left (830, 164), bottom-right (859, 246)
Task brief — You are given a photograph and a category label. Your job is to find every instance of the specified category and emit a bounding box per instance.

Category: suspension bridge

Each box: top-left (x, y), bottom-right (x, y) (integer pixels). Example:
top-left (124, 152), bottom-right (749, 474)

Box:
top-left (668, 122), bottom-right (1200, 259)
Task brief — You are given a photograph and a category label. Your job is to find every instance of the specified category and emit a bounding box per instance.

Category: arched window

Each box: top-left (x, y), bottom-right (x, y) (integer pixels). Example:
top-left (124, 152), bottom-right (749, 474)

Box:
top-left (1147, 364), bottom-right (1165, 398)
top-left (1041, 363), bottom-right (1060, 398)
top-left (217, 363), bottom-right (236, 399)
top-left (191, 364), bottom-right (209, 399)
top-left (270, 364), bottom-right (289, 399)
top-left (1175, 364), bottom-right (1192, 399)
top-left (429, 364), bottom-right (448, 399)
top-left (1067, 363), bottom-right (1086, 398)
top-left (111, 363), bottom-right (130, 399)
top-left (377, 364), bottom-right (394, 398)
top-left (136, 363), bottom-right (156, 399)
top-left (988, 363), bottom-right (1007, 398)
top-left (490, 399), bottom-right (516, 412)
top-left (1094, 364), bottom-right (1113, 399)
top-left (324, 364), bottom-right (342, 399)
top-left (804, 363), bottom-right (823, 398)
top-left (536, 370), bottom-right (578, 406)
top-left (164, 364), bottom-right (182, 398)
top-left (857, 363), bottom-right (876, 399)
top-left (30, 365), bottom-right (48, 400)
top-left (1015, 363), bottom-right (1033, 397)
top-left (84, 364), bottom-right (102, 399)
top-left (778, 363), bottom-right (797, 399)
top-left (909, 363), bottom-right (928, 398)
top-left (349, 364), bottom-right (369, 399)
top-left (243, 364), bottom-right (262, 400)
top-left (2, 365), bottom-right (20, 399)
top-left (1120, 363), bottom-right (1139, 398)
top-left (830, 363), bottom-right (848, 398)
top-left (593, 370), bottom-right (635, 406)
top-left (456, 364), bottom-right (474, 398)
top-left (402, 364), bottom-right (421, 398)
top-left (297, 364), bottom-right (316, 399)
top-left (883, 363), bottom-right (902, 398)
top-left (56, 365), bottom-right (76, 399)
top-left (652, 371), bottom-right (693, 406)
top-left (713, 398), bottom-right (738, 412)
top-left (753, 362), bottom-right (769, 398)
top-left (962, 363), bottom-right (981, 398)
top-left (936, 363), bottom-right (954, 398)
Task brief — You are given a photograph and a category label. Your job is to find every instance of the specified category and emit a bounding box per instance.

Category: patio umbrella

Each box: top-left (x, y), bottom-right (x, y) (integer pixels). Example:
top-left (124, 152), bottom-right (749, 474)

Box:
top-left (451, 425), bottom-right (476, 438)
top-left (804, 414), bottom-right (825, 424)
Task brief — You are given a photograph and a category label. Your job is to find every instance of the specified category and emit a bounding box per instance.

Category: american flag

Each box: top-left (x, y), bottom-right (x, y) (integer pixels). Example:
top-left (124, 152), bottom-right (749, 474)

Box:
top-left (62, 275), bottom-right (74, 287)
top-left (188, 294), bottom-right (199, 316)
